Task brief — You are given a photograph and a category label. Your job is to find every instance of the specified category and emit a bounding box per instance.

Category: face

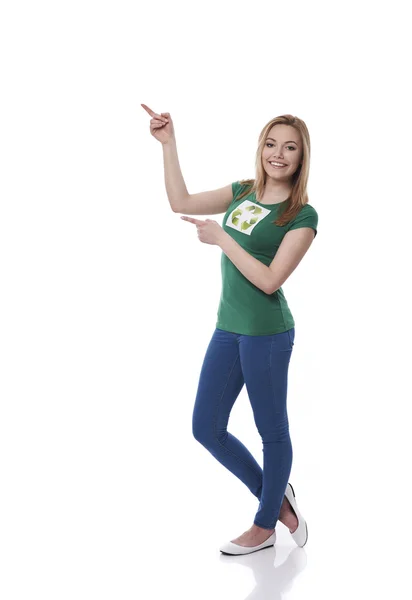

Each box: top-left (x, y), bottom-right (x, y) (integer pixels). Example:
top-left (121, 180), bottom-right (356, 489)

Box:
top-left (261, 124), bottom-right (303, 180)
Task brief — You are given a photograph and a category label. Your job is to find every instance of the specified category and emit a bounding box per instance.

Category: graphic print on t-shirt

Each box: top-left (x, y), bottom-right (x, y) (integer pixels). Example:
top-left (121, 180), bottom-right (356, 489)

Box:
top-left (225, 200), bottom-right (271, 235)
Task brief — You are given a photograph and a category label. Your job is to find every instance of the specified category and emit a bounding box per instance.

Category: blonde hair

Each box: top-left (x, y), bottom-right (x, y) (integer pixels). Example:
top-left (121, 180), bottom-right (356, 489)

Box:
top-left (236, 114), bottom-right (311, 226)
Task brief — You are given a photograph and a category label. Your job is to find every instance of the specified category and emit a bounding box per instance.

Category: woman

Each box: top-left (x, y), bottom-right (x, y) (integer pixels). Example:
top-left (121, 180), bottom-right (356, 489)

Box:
top-left (142, 104), bottom-right (318, 555)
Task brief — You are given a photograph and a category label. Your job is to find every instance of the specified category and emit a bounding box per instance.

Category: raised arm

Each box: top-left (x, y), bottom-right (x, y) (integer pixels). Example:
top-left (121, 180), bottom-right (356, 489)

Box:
top-left (142, 104), bottom-right (233, 215)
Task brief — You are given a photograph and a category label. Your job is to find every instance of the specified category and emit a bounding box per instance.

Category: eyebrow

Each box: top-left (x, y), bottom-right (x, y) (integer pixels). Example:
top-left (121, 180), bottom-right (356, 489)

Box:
top-left (266, 137), bottom-right (298, 145)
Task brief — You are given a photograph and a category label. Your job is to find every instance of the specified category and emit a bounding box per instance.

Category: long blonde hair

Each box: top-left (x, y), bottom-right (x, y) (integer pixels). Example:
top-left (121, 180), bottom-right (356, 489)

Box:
top-left (236, 114), bottom-right (311, 226)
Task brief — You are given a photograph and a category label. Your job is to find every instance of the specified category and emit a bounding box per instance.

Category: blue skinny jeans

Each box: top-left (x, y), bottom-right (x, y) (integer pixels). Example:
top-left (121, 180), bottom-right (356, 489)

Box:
top-left (192, 326), bottom-right (295, 530)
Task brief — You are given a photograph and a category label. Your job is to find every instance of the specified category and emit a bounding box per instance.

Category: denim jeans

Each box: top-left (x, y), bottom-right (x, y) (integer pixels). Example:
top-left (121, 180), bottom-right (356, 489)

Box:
top-left (192, 326), bottom-right (295, 530)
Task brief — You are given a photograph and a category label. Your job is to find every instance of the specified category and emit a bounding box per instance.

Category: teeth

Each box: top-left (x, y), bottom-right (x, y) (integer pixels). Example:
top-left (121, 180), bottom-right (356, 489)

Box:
top-left (270, 162), bottom-right (286, 167)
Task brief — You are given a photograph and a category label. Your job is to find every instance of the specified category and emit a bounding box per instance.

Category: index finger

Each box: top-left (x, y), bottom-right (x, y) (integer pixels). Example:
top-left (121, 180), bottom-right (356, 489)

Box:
top-left (141, 103), bottom-right (165, 120)
top-left (180, 216), bottom-right (204, 225)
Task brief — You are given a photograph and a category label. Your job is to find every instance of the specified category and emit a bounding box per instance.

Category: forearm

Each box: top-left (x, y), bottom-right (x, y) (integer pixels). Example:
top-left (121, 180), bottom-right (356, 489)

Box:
top-left (219, 232), bottom-right (273, 294)
top-left (162, 138), bottom-right (189, 212)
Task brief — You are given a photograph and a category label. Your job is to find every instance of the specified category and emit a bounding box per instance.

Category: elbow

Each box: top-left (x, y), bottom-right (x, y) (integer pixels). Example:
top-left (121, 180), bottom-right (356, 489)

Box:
top-left (264, 278), bottom-right (280, 295)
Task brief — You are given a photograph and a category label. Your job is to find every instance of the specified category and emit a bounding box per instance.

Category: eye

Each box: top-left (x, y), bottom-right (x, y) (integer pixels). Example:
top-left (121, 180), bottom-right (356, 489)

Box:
top-left (266, 143), bottom-right (296, 151)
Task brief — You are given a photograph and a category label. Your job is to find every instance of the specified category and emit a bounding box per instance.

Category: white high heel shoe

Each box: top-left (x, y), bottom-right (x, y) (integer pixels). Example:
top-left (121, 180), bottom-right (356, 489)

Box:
top-left (219, 529), bottom-right (276, 555)
top-left (285, 483), bottom-right (308, 547)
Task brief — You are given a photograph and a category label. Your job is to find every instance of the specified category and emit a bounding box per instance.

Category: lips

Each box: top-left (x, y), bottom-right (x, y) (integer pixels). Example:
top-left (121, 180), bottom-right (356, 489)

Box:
top-left (269, 161), bottom-right (287, 168)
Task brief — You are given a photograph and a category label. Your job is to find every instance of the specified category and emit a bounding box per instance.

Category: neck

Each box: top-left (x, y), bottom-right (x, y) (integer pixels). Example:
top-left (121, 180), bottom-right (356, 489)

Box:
top-left (263, 178), bottom-right (292, 200)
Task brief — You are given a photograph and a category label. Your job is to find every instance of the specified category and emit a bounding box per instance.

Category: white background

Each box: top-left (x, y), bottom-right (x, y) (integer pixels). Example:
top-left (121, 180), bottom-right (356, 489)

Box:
top-left (1, 1), bottom-right (411, 598)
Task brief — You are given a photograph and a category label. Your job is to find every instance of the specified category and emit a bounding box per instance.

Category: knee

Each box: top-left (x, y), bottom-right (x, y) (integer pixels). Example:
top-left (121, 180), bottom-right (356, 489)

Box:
top-left (192, 417), bottom-right (209, 444)
top-left (192, 418), bottom-right (222, 447)
top-left (260, 419), bottom-right (290, 443)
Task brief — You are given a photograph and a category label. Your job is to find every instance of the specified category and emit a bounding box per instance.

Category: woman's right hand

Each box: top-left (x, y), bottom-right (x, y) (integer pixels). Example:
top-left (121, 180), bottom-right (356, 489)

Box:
top-left (141, 103), bottom-right (175, 145)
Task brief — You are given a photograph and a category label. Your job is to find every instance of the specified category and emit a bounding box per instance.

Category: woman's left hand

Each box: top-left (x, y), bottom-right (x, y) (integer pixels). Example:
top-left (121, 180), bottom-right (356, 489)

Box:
top-left (180, 216), bottom-right (225, 246)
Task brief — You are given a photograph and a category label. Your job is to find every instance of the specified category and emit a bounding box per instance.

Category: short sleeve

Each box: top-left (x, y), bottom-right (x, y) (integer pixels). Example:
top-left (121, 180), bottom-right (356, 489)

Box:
top-left (286, 204), bottom-right (318, 238)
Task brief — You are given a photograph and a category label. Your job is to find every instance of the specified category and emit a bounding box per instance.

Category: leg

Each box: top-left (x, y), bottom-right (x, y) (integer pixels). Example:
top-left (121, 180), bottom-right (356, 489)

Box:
top-left (192, 328), bottom-right (263, 498)
top-left (239, 328), bottom-right (295, 530)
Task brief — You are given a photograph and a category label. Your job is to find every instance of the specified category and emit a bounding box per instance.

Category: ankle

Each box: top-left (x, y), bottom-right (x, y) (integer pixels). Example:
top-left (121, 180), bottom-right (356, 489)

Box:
top-left (252, 523), bottom-right (275, 534)
top-left (279, 511), bottom-right (298, 529)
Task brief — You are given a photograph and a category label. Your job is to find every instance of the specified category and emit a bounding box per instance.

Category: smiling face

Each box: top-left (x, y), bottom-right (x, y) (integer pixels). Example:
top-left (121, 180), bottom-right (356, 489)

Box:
top-left (262, 124), bottom-right (303, 180)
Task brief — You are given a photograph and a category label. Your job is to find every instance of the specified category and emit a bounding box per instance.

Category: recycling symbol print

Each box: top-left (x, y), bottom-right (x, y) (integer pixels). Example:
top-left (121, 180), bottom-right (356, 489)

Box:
top-left (225, 200), bottom-right (271, 235)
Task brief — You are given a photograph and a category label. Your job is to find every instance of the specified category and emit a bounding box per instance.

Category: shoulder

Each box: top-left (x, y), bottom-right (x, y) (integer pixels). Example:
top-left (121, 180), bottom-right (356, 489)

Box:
top-left (287, 203), bottom-right (319, 237)
top-left (296, 203), bottom-right (318, 217)
top-left (232, 179), bottom-right (254, 200)
top-left (291, 203), bottom-right (318, 223)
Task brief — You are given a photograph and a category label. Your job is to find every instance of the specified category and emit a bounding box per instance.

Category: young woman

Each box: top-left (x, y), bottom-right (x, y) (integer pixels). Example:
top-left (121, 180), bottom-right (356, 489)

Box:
top-left (142, 104), bottom-right (318, 555)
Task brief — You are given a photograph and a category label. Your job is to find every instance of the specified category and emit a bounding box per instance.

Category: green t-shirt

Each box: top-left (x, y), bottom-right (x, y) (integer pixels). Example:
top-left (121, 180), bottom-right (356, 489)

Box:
top-left (216, 181), bottom-right (318, 336)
